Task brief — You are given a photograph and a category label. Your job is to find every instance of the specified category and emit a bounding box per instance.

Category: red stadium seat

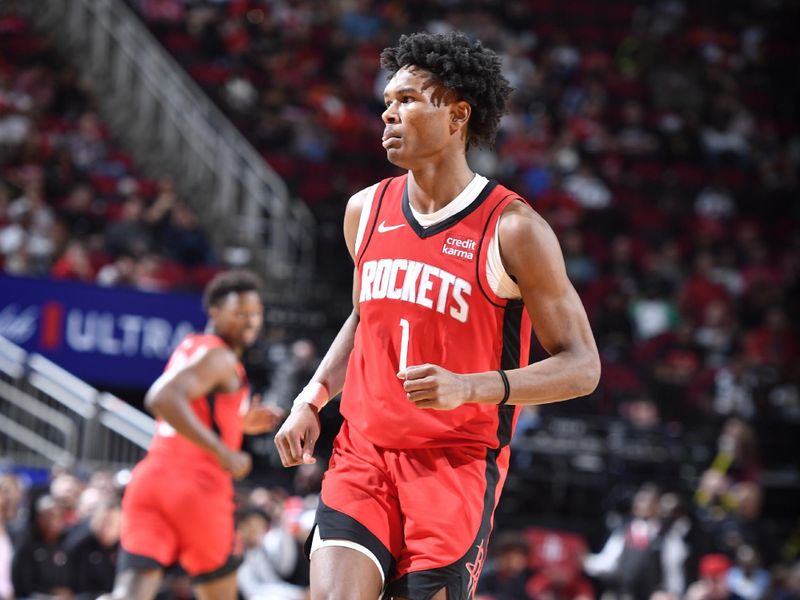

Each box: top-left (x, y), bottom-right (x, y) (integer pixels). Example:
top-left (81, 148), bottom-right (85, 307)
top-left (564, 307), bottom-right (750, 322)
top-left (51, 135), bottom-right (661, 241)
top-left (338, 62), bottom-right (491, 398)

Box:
top-left (524, 527), bottom-right (588, 571)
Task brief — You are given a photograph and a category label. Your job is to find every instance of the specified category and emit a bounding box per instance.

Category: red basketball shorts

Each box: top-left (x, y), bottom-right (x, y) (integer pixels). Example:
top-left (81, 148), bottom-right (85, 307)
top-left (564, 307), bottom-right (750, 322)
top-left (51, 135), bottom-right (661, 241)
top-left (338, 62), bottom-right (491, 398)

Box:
top-left (313, 419), bottom-right (512, 599)
top-left (119, 457), bottom-right (240, 582)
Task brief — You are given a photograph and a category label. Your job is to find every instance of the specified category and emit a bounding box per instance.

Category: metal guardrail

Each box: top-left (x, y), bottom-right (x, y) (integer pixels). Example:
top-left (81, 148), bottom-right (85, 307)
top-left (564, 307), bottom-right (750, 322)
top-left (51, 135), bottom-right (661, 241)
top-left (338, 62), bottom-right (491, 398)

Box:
top-left (22, 0), bottom-right (315, 301)
top-left (0, 335), bottom-right (154, 471)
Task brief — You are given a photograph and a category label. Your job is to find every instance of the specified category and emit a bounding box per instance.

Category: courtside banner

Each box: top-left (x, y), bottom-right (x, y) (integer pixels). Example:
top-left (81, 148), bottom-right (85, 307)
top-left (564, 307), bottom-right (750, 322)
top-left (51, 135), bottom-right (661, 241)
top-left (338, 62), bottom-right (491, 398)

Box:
top-left (0, 274), bottom-right (206, 387)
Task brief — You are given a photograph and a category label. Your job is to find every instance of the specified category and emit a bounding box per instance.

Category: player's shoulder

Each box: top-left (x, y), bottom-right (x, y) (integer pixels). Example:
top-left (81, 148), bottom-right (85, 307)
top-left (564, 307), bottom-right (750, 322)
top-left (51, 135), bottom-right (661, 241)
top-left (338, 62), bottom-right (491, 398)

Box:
top-left (345, 181), bottom-right (384, 255)
top-left (182, 333), bottom-right (226, 353)
top-left (496, 195), bottom-right (560, 268)
top-left (181, 335), bottom-right (237, 366)
top-left (498, 195), bottom-right (548, 234)
top-left (345, 181), bottom-right (381, 213)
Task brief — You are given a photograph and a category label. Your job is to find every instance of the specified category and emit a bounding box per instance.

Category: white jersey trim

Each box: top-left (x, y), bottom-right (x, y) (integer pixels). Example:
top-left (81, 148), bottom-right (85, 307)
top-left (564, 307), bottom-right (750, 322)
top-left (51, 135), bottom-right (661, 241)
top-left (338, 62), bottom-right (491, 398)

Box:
top-left (488, 217), bottom-right (522, 299)
top-left (408, 173), bottom-right (489, 226)
top-left (353, 183), bottom-right (380, 255)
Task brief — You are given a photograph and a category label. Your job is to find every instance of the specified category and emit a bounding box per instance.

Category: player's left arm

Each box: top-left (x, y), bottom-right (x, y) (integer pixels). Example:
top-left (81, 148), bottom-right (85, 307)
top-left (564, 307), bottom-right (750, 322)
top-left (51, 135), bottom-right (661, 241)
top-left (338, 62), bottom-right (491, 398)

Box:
top-left (402, 201), bottom-right (600, 409)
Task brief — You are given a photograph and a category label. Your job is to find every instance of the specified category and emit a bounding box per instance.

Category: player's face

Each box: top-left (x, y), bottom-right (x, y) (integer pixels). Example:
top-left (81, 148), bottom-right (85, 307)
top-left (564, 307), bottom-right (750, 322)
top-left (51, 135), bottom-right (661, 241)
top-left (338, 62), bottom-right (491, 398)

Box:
top-left (211, 291), bottom-right (264, 350)
top-left (381, 66), bottom-right (462, 169)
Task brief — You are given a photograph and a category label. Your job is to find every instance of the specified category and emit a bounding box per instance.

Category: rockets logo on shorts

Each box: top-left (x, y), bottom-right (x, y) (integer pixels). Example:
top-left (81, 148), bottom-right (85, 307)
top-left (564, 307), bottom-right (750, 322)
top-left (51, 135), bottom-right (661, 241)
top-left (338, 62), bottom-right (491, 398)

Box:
top-left (466, 538), bottom-right (487, 598)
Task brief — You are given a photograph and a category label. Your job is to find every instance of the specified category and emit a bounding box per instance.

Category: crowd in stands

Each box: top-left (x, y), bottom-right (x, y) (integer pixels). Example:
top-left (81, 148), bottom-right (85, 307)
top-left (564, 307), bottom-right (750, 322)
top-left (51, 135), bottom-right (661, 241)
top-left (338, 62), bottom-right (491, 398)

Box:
top-left (1, 0), bottom-right (799, 598)
top-left (0, 14), bottom-right (218, 291)
top-left (130, 0), bottom-right (800, 420)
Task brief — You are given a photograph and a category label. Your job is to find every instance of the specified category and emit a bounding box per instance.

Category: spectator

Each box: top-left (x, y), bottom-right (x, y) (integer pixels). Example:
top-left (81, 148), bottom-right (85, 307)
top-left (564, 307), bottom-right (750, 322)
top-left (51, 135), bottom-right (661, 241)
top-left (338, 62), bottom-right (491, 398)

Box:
top-left (744, 306), bottom-right (799, 376)
top-left (770, 561), bottom-right (800, 600)
top-left (51, 239), bottom-right (96, 282)
top-left (0, 475), bottom-right (25, 544)
top-left (65, 496), bottom-right (121, 600)
top-left (11, 493), bottom-right (73, 599)
top-left (584, 483), bottom-right (664, 600)
top-left (695, 300), bottom-right (738, 369)
top-left (104, 195), bottom-right (153, 259)
top-left (156, 201), bottom-right (213, 266)
top-left (631, 278), bottom-right (680, 341)
top-left (680, 253), bottom-right (730, 325)
top-left (236, 506), bottom-right (306, 600)
top-left (658, 492), bottom-right (696, 599)
top-left (563, 164), bottom-right (612, 210)
top-left (66, 111), bottom-right (107, 170)
top-left (695, 419), bottom-right (764, 555)
top-left (476, 531), bottom-right (535, 600)
top-left (58, 183), bottom-right (104, 239)
top-left (50, 471), bottom-right (83, 527)
top-left (685, 554), bottom-right (740, 600)
top-left (726, 545), bottom-right (770, 600)
top-left (95, 253), bottom-right (137, 287)
top-left (562, 228), bottom-right (599, 289)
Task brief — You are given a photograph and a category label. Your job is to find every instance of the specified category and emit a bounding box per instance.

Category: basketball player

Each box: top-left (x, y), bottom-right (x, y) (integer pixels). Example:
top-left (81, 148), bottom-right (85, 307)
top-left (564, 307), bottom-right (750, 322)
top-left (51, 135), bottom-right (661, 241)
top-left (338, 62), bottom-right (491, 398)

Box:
top-left (104, 270), bottom-right (280, 600)
top-left (274, 32), bottom-right (601, 600)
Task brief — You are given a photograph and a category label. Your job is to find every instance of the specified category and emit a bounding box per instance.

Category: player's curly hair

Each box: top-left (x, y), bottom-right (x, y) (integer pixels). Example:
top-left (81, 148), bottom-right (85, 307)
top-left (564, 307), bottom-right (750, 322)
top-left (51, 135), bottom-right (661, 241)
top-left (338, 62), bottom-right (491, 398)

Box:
top-left (380, 31), bottom-right (512, 149)
top-left (203, 269), bottom-right (262, 311)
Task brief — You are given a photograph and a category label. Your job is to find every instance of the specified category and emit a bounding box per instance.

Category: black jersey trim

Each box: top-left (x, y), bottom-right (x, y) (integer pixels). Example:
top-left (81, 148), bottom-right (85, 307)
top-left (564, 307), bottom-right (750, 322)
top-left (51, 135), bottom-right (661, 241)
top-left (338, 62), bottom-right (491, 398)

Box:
top-left (205, 393), bottom-right (222, 437)
top-left (117, 548), bottom-right (166, 573)
top-left (401, 179), bottom-right (499, 239)
top-left (191, 553), bottom-right (243, 584)
top-left (475, 193), bottom-right (520, 308)
top-left (356, 178), bottom-right (394, 267)
top-left (497, 300), bottom-right (524, 445)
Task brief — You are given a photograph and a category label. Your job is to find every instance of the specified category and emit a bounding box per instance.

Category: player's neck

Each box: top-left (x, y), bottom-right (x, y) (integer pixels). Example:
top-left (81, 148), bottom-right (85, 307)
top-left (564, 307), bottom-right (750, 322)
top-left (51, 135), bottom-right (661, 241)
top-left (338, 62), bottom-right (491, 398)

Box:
top-left (407, 158), bottom-right (474, 214)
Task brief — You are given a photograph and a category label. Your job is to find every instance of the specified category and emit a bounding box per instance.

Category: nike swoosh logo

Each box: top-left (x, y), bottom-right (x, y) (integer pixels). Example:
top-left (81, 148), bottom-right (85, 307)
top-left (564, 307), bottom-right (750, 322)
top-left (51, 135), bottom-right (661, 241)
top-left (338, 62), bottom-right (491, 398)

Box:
top-left (377, 220), bottom-right (405, 233)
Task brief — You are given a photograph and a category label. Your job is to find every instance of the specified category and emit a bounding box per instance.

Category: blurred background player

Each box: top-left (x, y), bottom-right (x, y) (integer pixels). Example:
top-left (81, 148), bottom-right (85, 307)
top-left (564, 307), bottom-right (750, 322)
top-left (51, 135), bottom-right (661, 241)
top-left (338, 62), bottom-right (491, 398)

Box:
top-left (102, 270), bottom-right (281, 600)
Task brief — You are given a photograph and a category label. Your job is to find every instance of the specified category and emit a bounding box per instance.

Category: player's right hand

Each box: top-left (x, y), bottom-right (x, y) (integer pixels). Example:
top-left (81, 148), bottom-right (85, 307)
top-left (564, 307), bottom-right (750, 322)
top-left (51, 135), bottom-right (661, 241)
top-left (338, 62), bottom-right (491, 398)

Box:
top-left (216, 447), bottom-right (252, 480)
top-left (274, 403), bottom-right (321, 467)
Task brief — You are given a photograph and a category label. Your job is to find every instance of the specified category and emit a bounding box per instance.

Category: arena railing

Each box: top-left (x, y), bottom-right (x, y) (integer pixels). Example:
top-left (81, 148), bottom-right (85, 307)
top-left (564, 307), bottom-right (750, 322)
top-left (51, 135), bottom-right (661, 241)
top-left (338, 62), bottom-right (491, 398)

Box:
top-left (21, 0), bottom-right (315, 302)
top-left (0, 335), bottom-right (155, 472)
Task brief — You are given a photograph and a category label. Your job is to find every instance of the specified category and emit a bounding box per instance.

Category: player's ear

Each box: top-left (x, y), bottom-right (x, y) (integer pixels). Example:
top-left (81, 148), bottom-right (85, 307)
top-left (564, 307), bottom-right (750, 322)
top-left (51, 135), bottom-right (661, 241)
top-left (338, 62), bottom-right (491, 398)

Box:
top-left (208, 304), bottom-right (220, 322)
top-left (450, 101), bottom-right (471, 134)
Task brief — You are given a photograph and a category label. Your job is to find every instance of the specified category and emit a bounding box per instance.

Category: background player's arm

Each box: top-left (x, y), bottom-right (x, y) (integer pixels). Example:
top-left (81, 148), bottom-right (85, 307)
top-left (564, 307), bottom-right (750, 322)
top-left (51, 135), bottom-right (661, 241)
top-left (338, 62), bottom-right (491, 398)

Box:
top-left (274, 187), bottom-right (365, 466)
top-left (145, 347), bottom-right (251, 477)
top-left (403, 201), bottom-right (600, 408)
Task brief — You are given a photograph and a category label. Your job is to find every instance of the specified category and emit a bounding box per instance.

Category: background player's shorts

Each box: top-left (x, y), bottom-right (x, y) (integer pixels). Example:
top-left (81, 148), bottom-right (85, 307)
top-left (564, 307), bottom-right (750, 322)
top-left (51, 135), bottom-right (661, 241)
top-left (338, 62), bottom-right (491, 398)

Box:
top-left (313, 421), bottom-right (512, 600)
top-left (119, 457), bottom-right (241, 582)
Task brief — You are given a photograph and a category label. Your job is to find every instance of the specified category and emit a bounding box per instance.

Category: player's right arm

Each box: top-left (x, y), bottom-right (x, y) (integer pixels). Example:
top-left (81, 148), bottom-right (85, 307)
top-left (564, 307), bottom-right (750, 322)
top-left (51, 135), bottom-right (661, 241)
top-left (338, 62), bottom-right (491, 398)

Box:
top-left (274, 185), bottom-right (368, 467)
top-left (145, 346), bottom-right (251, 479)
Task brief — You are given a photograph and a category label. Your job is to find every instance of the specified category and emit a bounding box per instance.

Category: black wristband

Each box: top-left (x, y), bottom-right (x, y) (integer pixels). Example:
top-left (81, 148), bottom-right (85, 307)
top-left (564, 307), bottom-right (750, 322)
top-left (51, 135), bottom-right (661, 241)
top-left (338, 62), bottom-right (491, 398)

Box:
top-left (497, 369), bottom-right (510, 405)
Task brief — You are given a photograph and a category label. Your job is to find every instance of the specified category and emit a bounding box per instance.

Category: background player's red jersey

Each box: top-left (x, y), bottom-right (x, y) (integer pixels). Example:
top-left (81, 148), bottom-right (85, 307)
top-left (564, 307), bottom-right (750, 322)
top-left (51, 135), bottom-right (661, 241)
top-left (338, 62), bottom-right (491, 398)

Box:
top-left (342, 175), bottom-right (532, 449)
top-left (146, 334), bottom-right (249, 475)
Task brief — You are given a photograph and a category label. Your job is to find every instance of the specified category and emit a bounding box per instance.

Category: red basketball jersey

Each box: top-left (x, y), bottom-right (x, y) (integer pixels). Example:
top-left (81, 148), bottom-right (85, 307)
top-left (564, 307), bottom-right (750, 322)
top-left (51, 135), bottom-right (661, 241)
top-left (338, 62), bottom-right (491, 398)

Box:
top-left (341, 175), bottom-right (532, 449)
top-left (146, 334), bottom-right (249, 475)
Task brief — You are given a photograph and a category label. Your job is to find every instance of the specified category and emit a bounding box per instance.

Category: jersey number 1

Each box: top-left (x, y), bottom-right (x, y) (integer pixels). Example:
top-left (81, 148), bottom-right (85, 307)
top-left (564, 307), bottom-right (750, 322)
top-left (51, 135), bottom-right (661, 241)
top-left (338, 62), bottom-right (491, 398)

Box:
top-left (399, 318), bottom-right (409, 372)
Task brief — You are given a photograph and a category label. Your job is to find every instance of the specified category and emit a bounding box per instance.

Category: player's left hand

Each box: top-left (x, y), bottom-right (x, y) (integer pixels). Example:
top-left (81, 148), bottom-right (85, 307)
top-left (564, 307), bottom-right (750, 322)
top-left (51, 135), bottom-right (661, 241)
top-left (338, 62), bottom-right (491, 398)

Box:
top-left (398, 363), bottom-right (470, 410)
top-left (243, 395), bottom-right (286, 434)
